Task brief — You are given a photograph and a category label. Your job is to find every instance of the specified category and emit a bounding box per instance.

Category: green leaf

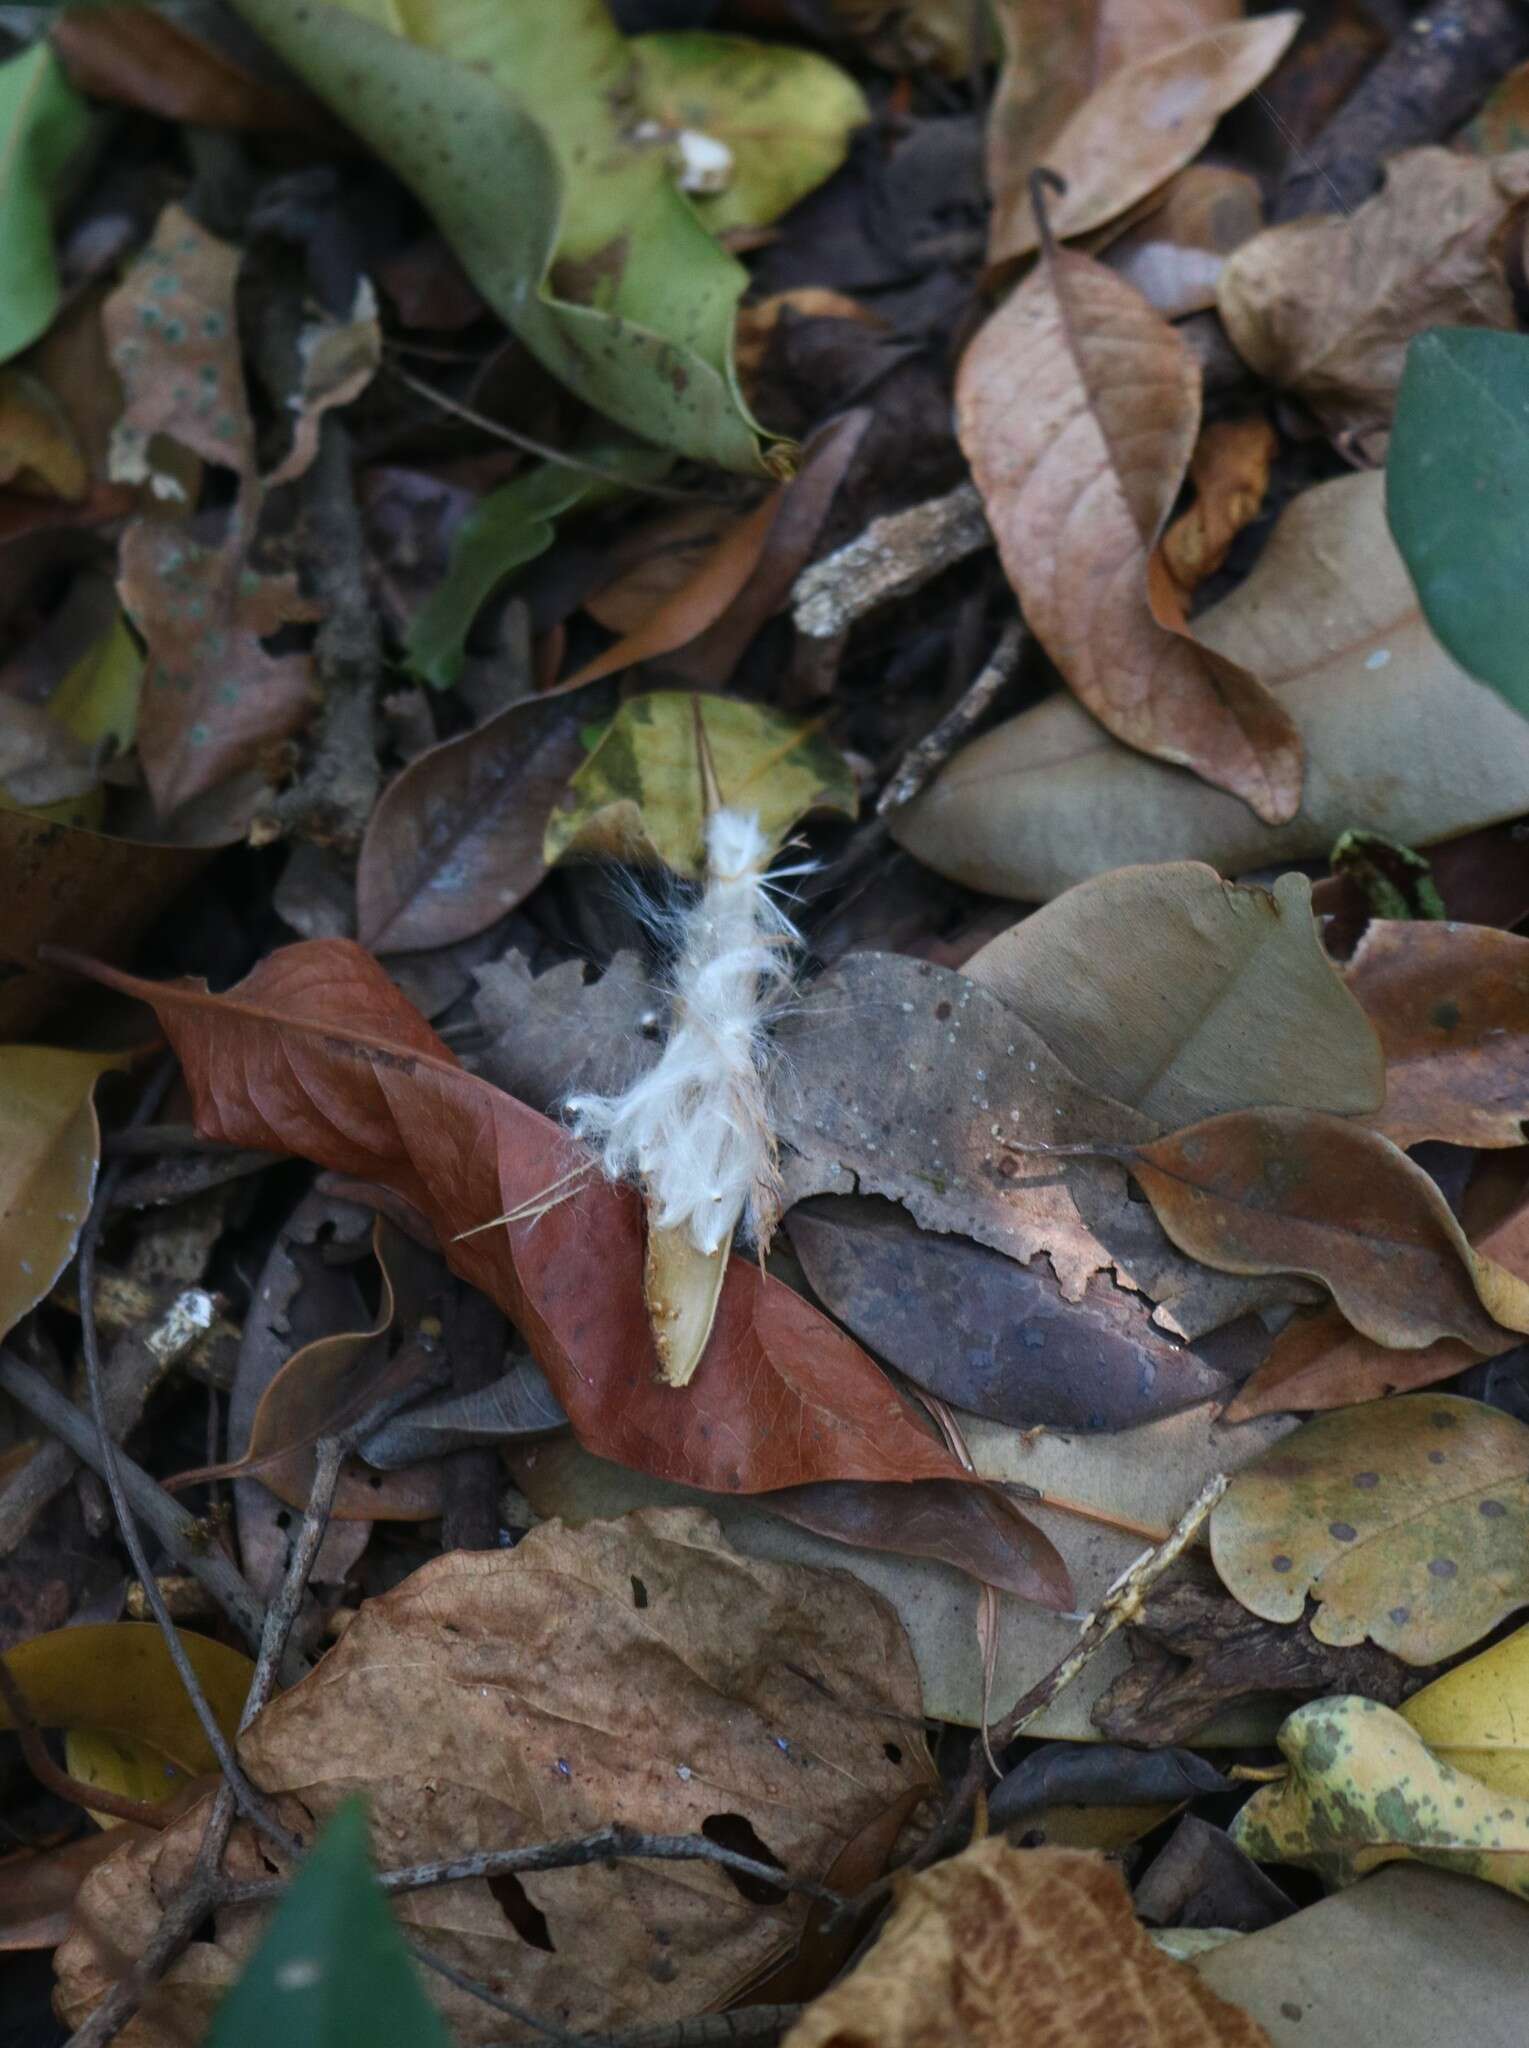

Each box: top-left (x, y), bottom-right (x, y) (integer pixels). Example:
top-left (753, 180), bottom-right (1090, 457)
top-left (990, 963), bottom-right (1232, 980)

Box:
top-left (1386, 327), bottom-right (1529, 719)
top-left (222, 0), bottom-right (772, 471)
top-left (208, 1800), bottom-right (449, 2048)
top-left (632, 32), bottom-right (868, 235)
top-left (543, 688), bottom-right (857, 879)
top-left (0, 43), bottom-right (90, 364)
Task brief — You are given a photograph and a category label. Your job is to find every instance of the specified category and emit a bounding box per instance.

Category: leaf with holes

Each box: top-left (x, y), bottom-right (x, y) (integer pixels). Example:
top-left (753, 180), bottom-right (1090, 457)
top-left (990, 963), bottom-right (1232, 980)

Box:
top-left (1211, 1395), bottom-right (1529, 1664)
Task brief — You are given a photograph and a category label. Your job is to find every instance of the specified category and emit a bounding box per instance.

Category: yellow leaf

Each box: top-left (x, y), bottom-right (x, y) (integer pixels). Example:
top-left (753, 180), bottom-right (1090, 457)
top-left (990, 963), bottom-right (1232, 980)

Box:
top-left (0, 1622), bottom-right (252, 1775)
top-left (1403, 1622), bottom-right (1529, 1798)
top-left (63, 1727), bottom-right (194, 1829)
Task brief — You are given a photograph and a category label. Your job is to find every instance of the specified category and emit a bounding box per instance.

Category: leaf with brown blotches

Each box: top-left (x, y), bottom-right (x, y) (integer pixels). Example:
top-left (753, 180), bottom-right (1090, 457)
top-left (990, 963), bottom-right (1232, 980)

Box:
top-left (782, 1837), bottom-right (1270, 2048)
top-left (1218, 148), bottom-right (1529, 448)
top-left (990, 12), bottom-right (1299, 265)
top-left (1053, 1108), bottom-right (1529, 1353)
top-left (68, 939), bottom-right (970, 1496)
top-left (957, 243), bottom-right (1301, 822)
top-left (1345, 919), bottom-right (1529, 1150)
top-left (1212, 1396), bottom-right (1529, 1664)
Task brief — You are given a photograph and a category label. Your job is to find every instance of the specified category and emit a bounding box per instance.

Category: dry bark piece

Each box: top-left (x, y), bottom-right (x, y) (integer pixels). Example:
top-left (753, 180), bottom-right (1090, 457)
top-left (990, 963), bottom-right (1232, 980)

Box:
top-left (1219, 148), bottom-right (1529, 447)
top-left (991, 12), bottom-right (1300, 265)
top-left (782, 1837), bottom-right (1271, 2048)
top-left (1345, 919), bottom-right (1529, 1150)
top-left (1084, 1107), bottom-right (1529, 1354)
top-left (957, 241), bottom-right (1301, 822)
top-left (964, 863), bottom-right (1382, 1129)
top-left (1093, 1556), bottom-right (1437, 1746)
top-left (889, 470), bottom-right (1529, 901)
top-left (75, 941), bottom-right (968, 1496)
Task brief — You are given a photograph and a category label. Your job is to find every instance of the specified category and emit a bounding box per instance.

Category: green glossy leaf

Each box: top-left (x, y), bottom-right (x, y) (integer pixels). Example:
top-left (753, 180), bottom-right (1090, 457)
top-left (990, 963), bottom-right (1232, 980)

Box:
top-left (1387, 327), bottom-right (1529, 719)
top-left (223, 0), bottom-right (771, 471)
top-left (632, 32), bottom-right (868, 235)
top-left (208, 1800), bottom-right (448, 2048)
top-left (0, 43), bottom-right (90, 363)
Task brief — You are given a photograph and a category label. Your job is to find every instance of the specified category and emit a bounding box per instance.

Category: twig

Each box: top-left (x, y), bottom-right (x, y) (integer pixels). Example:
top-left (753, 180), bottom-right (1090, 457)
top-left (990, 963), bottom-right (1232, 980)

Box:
top-left (102, 1124), bottom-right (256, 1158)
top-left (218, 1823), bottom-right (843, 1911)
top-left (877, 618), bottom-right (1026, 816)
top-left (0, 1351), bottom-right (270, 1656)
top-left (254, 417), bottom-right (381, 851)
top-left (242, 1434), bottom-right (345, 1730)
top-left (0, 1651), bottom-right (171, 1829)
top-left (791, 482), bottom-right (991, 642)
top-left (409, 1943), bottom-right (587, 2047)
top-left (1275, 0), bottom-right (1529, 220)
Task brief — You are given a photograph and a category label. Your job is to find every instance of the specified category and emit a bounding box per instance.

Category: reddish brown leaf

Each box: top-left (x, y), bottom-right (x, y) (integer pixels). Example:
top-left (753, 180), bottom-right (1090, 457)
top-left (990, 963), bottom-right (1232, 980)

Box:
top-left (957, 243), bottom-right (1302, 822)
top-left (1345, 920), bottom-right (1529, 1150)
top-left (1227, 1197), bottom-right (1529, 1420)
top-left (120, 521), bottom-right (317, 819)
top-left (1064, 1108), bottom-right (1529, 1354)
top-left (70, 941), bottom-right (969, 1495)
top-left (1160, 415), bottom-right (1277, 599)
top-left (51, 8), bottom-right (332, 133)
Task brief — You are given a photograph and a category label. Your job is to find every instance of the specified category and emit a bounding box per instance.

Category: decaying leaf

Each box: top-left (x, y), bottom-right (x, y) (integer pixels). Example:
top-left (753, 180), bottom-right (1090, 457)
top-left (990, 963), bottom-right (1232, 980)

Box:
top-left (1089, 1109), bottom-right (1529, 1354)
top-left (1402, 1621), bottom-right (1529, 1797)
top-left (957, 241), bottom-right (1301, 822)
top-left (0, 1045), bottom-right (124, 1345)
top-left (964, 863), bottom-right (1383, 1129)
top-left (1211, 1394), bottom-right (1529, 1664)
top-left (890, 471), bottom-right (1529, 900)
top-left (1160, 416), bottom-right (1277, 598)
top-left (75, 941), bottom-right (968, 1494)
top-left (1232, 1695), bottom-right (1529, 1903)
top-left (263, 281), bottom-right (382, 489)
top-left (1218, 149), bottom-right (1529, 446)
top-left (119, 519), bottom-right (319, 819)
top-left (781, 1837), bottom-right (1271, 2048)
top-left (1345, 920), bottom-right (1529, 1150)
top-left (61, 1509), bottom-right (939, 2041)
top-left (990, 13), bottom-right (1299, 265)
top-left (543, 689), bottom-right (856, 879)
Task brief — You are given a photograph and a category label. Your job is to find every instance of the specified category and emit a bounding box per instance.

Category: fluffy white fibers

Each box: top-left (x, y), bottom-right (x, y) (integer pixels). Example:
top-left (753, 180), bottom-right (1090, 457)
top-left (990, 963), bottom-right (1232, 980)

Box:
top-left (567, 808), bottom-right (799, 1256)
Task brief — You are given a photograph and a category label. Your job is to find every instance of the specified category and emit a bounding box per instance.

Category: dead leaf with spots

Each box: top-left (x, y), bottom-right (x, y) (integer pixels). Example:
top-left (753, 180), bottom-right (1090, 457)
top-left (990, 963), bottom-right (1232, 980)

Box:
top-left (1345, 920), bottom-right (1529, 1150)
top-left (957, 238), bottom-right (1302, 822)
top-left (103, 203), bottom-right (253, 487)
top-left (1160, 416), bottom-right (1277, 599)
top-left (1218, 148), bottom-right (1529, 448)
top-left (59, 1508), bottom-right (938, 2043)
top-left (1232, 1695), bottom-right (1529, 1903)
top-left (782, 1837), bottom-right (1270, 2048)
top-left (1049, 1108), bottom-right (1529, 1353)
top-left (1211, 1395), bottom-right (1529, 1664)
top-left (963, 862), bottom-right (1383, 1130)
top-left (990, 12), bottom-right (1299, 265)
top-left (119, 520), bottom-right (317, 820)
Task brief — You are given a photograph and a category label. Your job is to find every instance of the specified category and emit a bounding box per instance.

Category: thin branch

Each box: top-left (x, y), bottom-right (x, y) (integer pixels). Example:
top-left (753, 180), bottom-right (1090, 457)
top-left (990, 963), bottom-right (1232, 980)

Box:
top-left (877, 619), bottom-right (1026, 816)
top-left (241, 1434), bottom-right (345, 1729)
top-left (409, 1943), bottom-right (587, 2047)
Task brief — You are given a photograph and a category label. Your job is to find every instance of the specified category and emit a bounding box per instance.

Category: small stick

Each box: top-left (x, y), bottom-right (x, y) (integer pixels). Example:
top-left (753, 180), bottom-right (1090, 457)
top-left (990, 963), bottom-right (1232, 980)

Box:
top-left (791, 481), bottom-right (991, 642)
top-left (877, 618), bottom-right (1027, 816)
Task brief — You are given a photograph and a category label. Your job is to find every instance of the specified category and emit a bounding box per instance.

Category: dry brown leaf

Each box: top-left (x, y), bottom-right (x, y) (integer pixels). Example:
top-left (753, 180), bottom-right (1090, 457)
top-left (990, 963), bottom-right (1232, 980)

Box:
top-left (1075, 1108), bottom-right (1529, 1354)
top-left (991, 13), bottom-right (1299, 265)
top-left (986, 1), bottom-right (1243, 268)
top-left (1160, 415), bottom-right (1276, 597)
top-left (120, 520), bottom-right (318, 819)
top-left (60, 1508), bottom-right (937, 2043)
top-left (964, 862), bottom-right (1382, 1129)
top-left (782, 1837), bottom-right (1270, 2048)
top-left (1218, 148), bottom-right (1529, 446)
top-left (957, 245), bottom-right (1300, 822)
top-left (1107, 164), bottom-right (1265, 318)
top-left (584, 504), bottom-right (741, 635)
top-left (890, 471), bottom-right (1529, 899)
top-left (1345, 920), bottom-right (1529, 1150)
top-left (733, 288), bottom-right (886, 403)
top-left (0, 367), bottom-right (87, 498)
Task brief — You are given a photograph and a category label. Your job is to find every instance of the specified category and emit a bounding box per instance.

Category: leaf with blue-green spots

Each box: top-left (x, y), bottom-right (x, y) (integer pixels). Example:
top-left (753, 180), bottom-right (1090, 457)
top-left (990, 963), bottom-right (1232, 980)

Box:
top-left (1211, 1394), bottom-right (1529, 1666)
top-left (0, 43), bottom-right (90, 364)
top-left (1232, 1695), bottom-right (1529, 1902)
top-left (1387, 327), bottom-right (1529, 720)
top-left (208, 1800), bottom-right (449, 2048)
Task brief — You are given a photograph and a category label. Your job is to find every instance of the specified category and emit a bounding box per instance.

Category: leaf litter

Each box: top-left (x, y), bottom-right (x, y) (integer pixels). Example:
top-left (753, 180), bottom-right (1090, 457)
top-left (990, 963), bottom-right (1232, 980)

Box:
top-left (10, 5), bottom-right (1529, 2044)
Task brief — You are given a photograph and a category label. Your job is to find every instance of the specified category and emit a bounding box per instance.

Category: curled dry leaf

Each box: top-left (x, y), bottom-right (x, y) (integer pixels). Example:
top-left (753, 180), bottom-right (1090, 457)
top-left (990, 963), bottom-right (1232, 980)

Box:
top-left (1211, 1394), bottom-right (1529, 1665)
top-left (1345, 919), bottom-right (1529, 1150)
top-left (957, 242), bottom-right (1301, 822)
top-left (964, 862), bottom-right (1383, 1129)
top-left (782, 1837), bottom-right (1271, 2048)
top-left (1106, 163), bottom-right (1264, 319)
top-left (1232, 1695), bottom-right (1529, 1903)
top-left (1160, 415), bottom-right (1276, 598)
top-left (62, 1509), bottom-right (939, 2042)
top-left (1218, 148), bottom-right (1529, 446)
top-left (990, 12), bottom-right (1299, 265)
top-left (891, 471), bottom-right (1529, 899)
top-left (985, 1), bottom-right (1243, 271)
top-left (72, 940), bottom-right (966, 1495)
top-left (1081, 1108), bottom-right (1529, 1354)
